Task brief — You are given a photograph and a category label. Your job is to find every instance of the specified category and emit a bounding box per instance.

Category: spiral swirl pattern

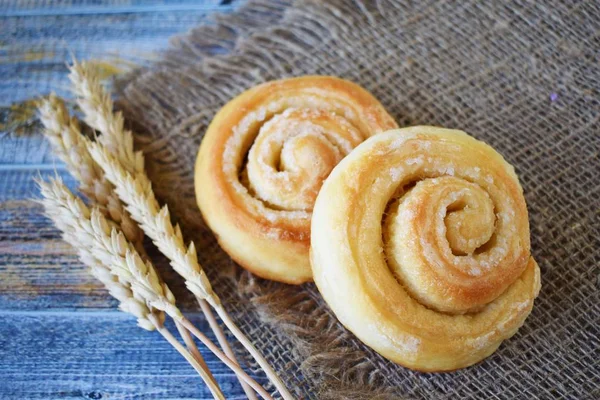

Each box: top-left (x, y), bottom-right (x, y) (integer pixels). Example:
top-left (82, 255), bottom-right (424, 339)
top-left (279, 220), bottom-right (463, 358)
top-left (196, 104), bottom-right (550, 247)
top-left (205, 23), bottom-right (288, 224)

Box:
top-left (311, 126), bottom-right (540, 371)
top-left (195, 76), bottom-right (397, 283)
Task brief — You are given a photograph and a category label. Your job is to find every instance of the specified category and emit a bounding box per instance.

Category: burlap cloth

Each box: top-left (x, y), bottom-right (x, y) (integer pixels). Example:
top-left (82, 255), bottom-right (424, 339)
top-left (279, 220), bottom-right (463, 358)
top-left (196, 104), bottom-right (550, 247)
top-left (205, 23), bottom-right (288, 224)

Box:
top-left (114, 1), bottom-right (599, 398)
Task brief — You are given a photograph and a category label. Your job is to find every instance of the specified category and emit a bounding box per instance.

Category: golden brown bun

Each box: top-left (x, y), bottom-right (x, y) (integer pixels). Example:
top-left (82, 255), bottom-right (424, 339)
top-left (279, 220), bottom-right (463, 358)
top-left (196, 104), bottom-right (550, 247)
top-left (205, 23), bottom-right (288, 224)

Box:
top-left (311, 126), bottom-right (541, 371)
top-left (195, 76), bottom-right (398, 284)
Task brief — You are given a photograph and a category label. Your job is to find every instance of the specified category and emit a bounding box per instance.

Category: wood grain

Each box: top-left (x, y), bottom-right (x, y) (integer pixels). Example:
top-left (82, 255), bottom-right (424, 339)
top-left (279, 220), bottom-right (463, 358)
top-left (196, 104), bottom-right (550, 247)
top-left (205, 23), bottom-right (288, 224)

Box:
top-left (0, 0), bottom-right (238, 162)
top-left (1, 0), bottom-right (237, 104)
top-left (0, 311), bottom-right (267, 399)
top-left (0, 2), bottom-right (259, 399)
top-left (0, 169), bottom-right (213, 310)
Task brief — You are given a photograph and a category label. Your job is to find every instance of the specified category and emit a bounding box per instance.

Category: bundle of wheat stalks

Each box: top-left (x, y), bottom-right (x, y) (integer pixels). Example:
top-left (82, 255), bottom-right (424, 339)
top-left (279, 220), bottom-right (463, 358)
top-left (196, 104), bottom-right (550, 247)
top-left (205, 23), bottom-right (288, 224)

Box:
top-left (37, 60), bottom-right (294, 400)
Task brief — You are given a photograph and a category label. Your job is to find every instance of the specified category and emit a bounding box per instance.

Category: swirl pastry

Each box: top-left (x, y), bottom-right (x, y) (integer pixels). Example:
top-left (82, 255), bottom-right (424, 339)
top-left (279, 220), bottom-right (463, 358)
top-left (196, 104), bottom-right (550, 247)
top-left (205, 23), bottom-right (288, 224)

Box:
top-left (311, 126), bottom-right (541, 371)
top-left (195, 76), bottom-right (398, 284)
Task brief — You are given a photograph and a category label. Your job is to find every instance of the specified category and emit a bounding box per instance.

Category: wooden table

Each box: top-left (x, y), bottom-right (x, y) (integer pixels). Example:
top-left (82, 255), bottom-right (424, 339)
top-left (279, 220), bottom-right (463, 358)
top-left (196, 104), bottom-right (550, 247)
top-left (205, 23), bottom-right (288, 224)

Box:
top-left (0, 1), bottom-right (266, 399)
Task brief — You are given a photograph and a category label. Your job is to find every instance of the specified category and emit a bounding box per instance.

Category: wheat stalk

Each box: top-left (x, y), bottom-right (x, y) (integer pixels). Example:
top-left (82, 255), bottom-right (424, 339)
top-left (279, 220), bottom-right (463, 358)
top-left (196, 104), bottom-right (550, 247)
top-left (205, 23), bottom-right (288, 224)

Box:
top-left (38, 95), bottom-right (213, 382)
top-left (72, 60), bottom-right (290, 399)
top-left (67, 62), bottom-right (257, 398)
top-left (38, 177), bottom-right (222, 399)
top-left (89, 142), bottom-right (292, 399)
top-left (40, 91), bottom-right (212, 367)
top-left (38, 177), bottom-right (272, 400)
top-left (38, 94), bottom-right (142, 246)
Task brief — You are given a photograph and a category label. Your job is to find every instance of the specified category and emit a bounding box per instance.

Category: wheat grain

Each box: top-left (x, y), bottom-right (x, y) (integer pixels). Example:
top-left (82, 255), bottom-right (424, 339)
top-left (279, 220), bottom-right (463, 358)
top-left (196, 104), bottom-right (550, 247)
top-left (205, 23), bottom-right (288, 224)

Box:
top-left (39, 93), bottom-right (215, 384)
top-left (39, 177), bottom-right (269, 399)
top-left (38, 95), bottom-right (142, 245)
top-left (88, 143), bottom-right (217, 303)
top-left (38, 177), bottom-right (159, 330)
top-left (69, 60), bottom-right (143, 175)
top-left (75, 61), bottom-right (282, 400)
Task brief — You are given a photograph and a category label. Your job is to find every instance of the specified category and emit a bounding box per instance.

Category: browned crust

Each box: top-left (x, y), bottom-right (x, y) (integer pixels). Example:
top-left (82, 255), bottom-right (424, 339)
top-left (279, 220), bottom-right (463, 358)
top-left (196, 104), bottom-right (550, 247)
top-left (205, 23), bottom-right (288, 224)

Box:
top-left (195, 76), bottom-right (397, 284)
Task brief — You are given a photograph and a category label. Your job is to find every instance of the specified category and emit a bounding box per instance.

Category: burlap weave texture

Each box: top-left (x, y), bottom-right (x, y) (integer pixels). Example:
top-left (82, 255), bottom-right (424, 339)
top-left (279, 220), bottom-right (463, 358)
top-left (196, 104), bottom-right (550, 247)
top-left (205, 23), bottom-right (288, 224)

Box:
top-left (115, 1), bottom-right (600, 398)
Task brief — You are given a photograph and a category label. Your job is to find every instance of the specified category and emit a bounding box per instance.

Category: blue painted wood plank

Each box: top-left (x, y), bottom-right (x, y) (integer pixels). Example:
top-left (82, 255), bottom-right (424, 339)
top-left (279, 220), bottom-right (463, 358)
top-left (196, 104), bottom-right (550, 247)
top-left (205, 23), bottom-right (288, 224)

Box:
top-left (0, 3), bottom-right (264, 399)
top-left (0, 136), bottom-right (60, 165)
top-left (2, 1), bottom-right (232, 17)
top-left (0, 311), bottom-right (269, 399)
top-left (0, 168), bottom-right (200, 311)
top-left (0, 1), bottom-right (243, 164)
top-left (0, 165), bottom-right (73, 201)
top-left (1, 1), bottom-right (241, 105)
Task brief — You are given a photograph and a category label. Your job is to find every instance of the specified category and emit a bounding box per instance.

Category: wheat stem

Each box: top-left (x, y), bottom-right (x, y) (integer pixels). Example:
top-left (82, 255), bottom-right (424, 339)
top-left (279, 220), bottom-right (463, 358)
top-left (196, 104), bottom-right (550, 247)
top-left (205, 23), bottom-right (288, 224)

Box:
top-left (69, 64), bottom-right (251, 396)
top-left (39, 175), bottom-right (220, 396)
top-left (73, 60), bottom-right (290, 399)
top-left (153, 316), bottom-right (225, 400)
top-left (180, 318), bottom-right (274, 400)
top-left (39, 84), bottom-right (236, 396)
top-left (38, 178), bottom-right (219, 391)
top-left (88, 143), bottom-right (293, 398)
top-left (199, 298), bottom-right (259, 400)
top-left (174, 320), bottom-right (218, 387)
top-left (40, 178), bottom-right (270, 397)
top-left (215, 305), bottom-right (294, 400)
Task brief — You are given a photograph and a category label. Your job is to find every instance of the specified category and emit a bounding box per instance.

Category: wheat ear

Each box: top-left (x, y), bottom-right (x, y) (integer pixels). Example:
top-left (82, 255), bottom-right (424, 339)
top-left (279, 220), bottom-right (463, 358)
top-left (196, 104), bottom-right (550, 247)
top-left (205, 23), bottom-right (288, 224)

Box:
top-left (38, 96), bottom-right (211, 380)
top-left (38, 94), bottom-right (142, 246)
top-left (38, 176), bottom-right (156, 330)
top-left (39, 178), bottom-right (272, 400)
top-left (69, 60), bottom-right (143, 175)
top-left (88, 133), bottom-right (293, 400)
top-left (51, 221), bottom-right (159, 328)
top-left (73, 60), bottom-right (287, 399)
top-left (67, 62), bottom-right (247, 398)
top-left (87, 142), bottom-right (264, 400)
top-left (38, 178), bottom-right (224, 400)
